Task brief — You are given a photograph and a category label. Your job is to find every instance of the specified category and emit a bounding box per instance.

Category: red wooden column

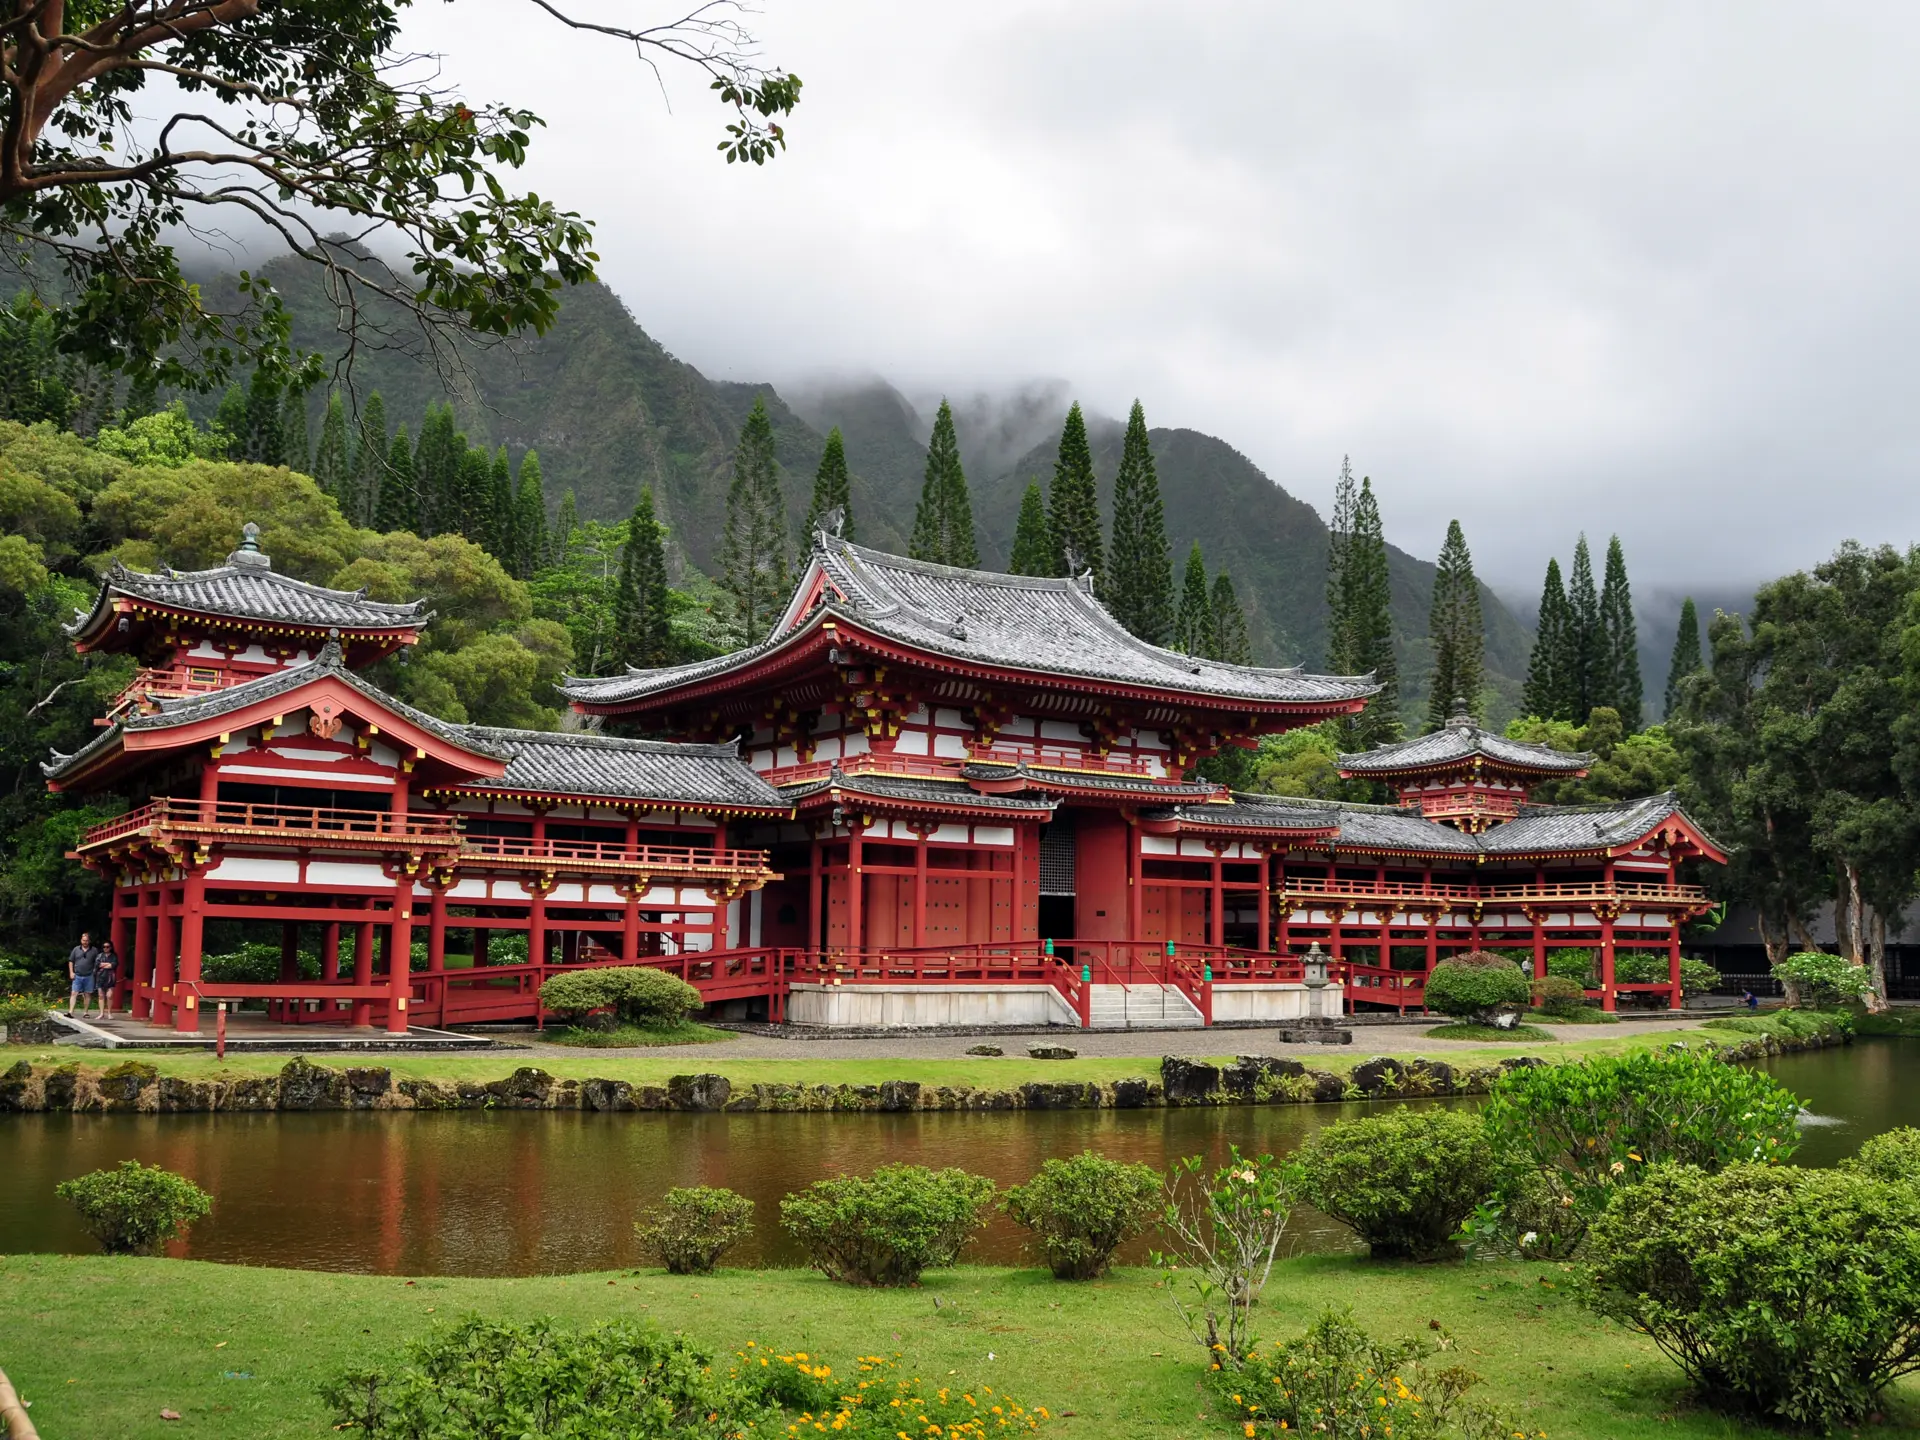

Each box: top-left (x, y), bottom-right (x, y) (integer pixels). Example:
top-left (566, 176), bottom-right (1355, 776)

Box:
top-left (623, 810), bottom-right (643, 959)
top-left (152, 886), bottom-right (176, 1026)
top-left (280, 920), bottom-right (300, 982)
top-left (528, 883), bottom-right (550, 970)
top-left (426, 878), bottom-right (448, 1024)
top-left (173, 868), bottom-right (207, 1033)
top-left (1272, 854), bottom-right (1288, 954)
top-left (807, 839), bottom-right (823, 953)
top-left (351, 918), bottom-right (375, 1027)
top-left (1599, 860), bottom-right (1618, 1012)
top-left (109, 888), bottom-right (132, 1015)
top-left (847, 826), bottom-right (865, 953)
top-left (132, 887), bottom-right (156, 1020)
top-left (322, 919), bottom-right (341, 982)
top-left (912, 832), bottom-right (928, 948)
top-left (1256, 848), bottom-right (1271, 952)
top-left (1012, 823), bottom-right (1030, 944)
top-left (386, 886), bottom-right (415, 1035)
top-left (1209, 852), bottom-right (1225, 948)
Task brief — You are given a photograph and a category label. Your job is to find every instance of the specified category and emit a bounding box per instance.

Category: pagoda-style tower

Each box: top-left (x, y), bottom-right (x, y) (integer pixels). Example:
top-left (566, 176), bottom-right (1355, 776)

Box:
top-left (1337, 700), bottom-right (1593, 831)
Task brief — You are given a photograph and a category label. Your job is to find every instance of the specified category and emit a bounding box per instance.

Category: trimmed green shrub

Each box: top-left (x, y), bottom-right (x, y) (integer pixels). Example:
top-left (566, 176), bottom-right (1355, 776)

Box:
top-left (202, 941), bottom-right (319, 984)
top-left (780, 1164), bottom-right (996, 1286)
top-left (1295, 1109), bottom-right (1498, 1261)
top-left (538, 966), bottom-right (702, 1025)
top-left (1847, 1127), bottom-right (1920, 1186)
top-left (1586, 1161), bottom-right (1920, 1430)
top-left (1002, 1151), bottom-right (1160, 1279)
top-left (1529, 974), bottom-right (1588, 1017)
top-left (634, 1186), bottom-right (754, 1274)
top-left (56, 1160), bottom-right (212, 1255)
top-left (1679, 957), bottom-right (1721, 997)
top-left (1483, 1050), bottom-right (1801, 1222)
top-left (483, 932), bottom-right (530, 966)
top-left (1497, 1165), bottom-right (1585, 1260)
top-left (1209, 1306), bottom-right (1529, 1439)
top-left (1422, 952), bottom-right (1529, 1024)
top-left (1774, 950), bottom-right (1872, 1007)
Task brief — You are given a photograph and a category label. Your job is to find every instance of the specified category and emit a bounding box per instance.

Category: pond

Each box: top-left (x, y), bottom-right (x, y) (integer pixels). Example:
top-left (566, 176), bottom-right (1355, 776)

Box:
top-left (2, 1040), bottom-right (1911, 1276)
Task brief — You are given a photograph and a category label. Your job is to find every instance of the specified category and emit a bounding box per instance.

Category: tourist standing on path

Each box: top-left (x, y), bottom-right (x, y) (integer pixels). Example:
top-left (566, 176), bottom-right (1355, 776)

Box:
top-left (94, 938), bottom-right (121, 1017)
top-left (67, 932), bottom-right (100, 1017)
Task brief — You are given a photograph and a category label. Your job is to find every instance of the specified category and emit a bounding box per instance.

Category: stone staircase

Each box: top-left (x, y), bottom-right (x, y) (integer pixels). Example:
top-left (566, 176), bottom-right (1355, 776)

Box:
top-left (1085, 982), bottom-right (1205, 1030)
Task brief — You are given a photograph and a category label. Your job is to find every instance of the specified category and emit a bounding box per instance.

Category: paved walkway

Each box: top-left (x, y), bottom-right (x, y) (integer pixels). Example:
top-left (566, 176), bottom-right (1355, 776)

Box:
top-left (515, 1015), bottom-right (1701, 1063)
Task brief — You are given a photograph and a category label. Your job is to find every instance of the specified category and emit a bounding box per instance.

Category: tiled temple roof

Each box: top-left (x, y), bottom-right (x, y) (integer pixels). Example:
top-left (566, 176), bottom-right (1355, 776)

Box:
top-left (562, 536), bottom-right (1380, 707)
top-left (1144, 790), bottom-right (1714, 858)
top-left (1338, 712), bottom-right (1592, 776)
top-left (783, 767), bottom-right (1058, 814)
top-left (455, 729), bottom-right (785, 810)
top-left (68, 529), bottom-right (430, 642)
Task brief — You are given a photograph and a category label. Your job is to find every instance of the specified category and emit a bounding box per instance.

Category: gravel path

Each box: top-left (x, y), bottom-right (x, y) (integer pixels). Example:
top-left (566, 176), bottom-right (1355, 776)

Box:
top-left (513, 1015), bottom-right (1700, 1063)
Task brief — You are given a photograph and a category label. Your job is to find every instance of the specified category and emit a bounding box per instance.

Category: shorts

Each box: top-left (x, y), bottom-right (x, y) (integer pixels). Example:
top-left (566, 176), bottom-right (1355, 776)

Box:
top-left (95, 971), bottom-right (118, 992)
top-left (69, 974), bottom-right (95, 994)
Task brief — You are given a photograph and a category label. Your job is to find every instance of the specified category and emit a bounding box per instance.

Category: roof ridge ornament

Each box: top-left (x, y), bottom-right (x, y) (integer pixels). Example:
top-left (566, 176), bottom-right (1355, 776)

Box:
top-left (1446, 697), bottom-right (1473, 729)
top-left (819, 505), bottom-right (846, 540)
top-left (227, 521), bottom-right (271, 570)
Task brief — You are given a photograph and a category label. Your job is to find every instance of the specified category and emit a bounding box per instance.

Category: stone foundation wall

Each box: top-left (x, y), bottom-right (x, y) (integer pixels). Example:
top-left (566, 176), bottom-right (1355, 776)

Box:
top-left (0, 1023), bottom-right (1847, 1116)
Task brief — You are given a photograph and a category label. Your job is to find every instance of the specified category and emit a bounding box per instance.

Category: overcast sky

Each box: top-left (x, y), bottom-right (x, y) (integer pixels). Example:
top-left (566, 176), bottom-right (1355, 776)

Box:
top-left (398, 2), bottom-right (1920, 590)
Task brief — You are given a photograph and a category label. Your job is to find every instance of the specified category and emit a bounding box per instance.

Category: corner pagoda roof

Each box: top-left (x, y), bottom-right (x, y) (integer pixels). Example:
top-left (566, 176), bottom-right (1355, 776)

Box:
top-left (1142, 789), bottom-right (1723, 861)
top-left (67, 525), bottom-right (431, 649)
top-left (1338, 706), bottom-right (1592, 778)
top-left (446, 729), bottom-right (786, 813)
top-left (562, 534), bottom-right (1379, 711)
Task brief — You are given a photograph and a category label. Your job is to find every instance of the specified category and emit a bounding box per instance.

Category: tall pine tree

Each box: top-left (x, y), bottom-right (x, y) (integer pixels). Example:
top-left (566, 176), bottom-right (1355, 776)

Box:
top-left (213, 383), bottom-right (247, 453)
top-left (910, 401), bottom-right (976, 566)
top-left (456, 445), bottom-right (492, 543)
top-left (611, 488), bottom-right (674, 670)
top-left (373, 424), bottom-right (418, 533)
top-left (1566, 534), bottom-right (1601, 721)
top-left (1342, 477), bottom-right (1400, 745)
top-left (345, 392), bottom-right (388, 528)
top-left (1106, 399), bottom-right (1173, 644)
top-left (805, 427), bottom-right (853, 541)
top-left (514, 450), bottom-right (548, 576)
top-left (1597, 534), bottom-right (1642, 730)
top-left (280, 386), bottom-right (311, 472)
top-left (1008, 482), bottom-right (1052, 576)
top-left (721, 396), bottom-right (791, 636)
top-left (312, 392), bottom-right (350, 503)
top-left (1176, 542), bottom-right (1213, 656)
top-left (241, 366), bottom-right (283, 465)
top-left (1522, 557), bottom-right (1574, 720)
top-left (1324, 456), bottom-right (1358, 670)
top-left (554, 489), bottom-right (578, 561)
top-left (1047, 402), bottom-right (1104, 587)
top-left (1664, 595), bottom-right (1704, 720)
top-left (413, 405), bottom-right (463, 536)
top-left (1210, 571), bottom-right (1251, 665)
top-left (488, 446), bottom-right (514, 559)
top-left (1425, 519), bottom-right (1485, 729)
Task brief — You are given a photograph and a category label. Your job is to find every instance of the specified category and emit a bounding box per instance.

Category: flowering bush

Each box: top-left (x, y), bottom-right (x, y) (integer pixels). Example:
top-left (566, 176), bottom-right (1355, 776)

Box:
top-left (1002, 1150), bottom-right (1161, 1279)
top-left (1586, 1161), bottom-right (1920, 1430)
top-left (324, 1320), bottom-right (1049, 1438)
top-left (1422, 953), bottom-right (1529, 1024)
top-left (1294, 1110), bottom-right (1498, 1261)
top-left (1154, 1147), bottom-right (1297, 1362)
top-left (1481, 1050), bottom-right (1801, 1223)
top-left (1209, 1307), bottom-right (1538, 1440)
top-left (780, 1164), bottom-right (996, 1286)
top-left (634, 1186), bottom-right (754, 1274)
top-left (56, 1160), bottom-right (211, 1255)
top-left (0, 992), bottom-right (51, 1026)
top-left (1773, 951), bottom-right (1872, 1008)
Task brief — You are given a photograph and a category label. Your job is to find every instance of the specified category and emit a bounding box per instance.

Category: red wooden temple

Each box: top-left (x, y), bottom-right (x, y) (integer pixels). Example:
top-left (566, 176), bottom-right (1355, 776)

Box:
top-left (48, 524), bottom-right (1722, 1035)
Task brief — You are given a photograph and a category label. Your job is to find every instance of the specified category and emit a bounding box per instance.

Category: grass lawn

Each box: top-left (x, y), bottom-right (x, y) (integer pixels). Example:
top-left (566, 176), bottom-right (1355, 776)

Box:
top-left (4, 1252), bottom-right (1913, 1439)
top-left (1, 1019), bottom-right (1770, 1094)
top-left (540, 1020), bottom-right (734, 1048)
top-left (1423, 1022), bottom-right (1557, 1042)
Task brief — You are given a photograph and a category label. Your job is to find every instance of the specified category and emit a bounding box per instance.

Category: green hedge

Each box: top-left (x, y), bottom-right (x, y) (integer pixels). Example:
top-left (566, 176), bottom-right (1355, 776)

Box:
top-left (1295, 1109), bottom-right (1498, 1261)
top-left (538, 966), bottom-right (702, 1025)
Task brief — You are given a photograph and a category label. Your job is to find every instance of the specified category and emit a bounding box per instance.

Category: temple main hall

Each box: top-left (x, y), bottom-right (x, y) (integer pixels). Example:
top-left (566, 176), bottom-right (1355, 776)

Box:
top-left (47, 525), bottom-right (1721, 1035)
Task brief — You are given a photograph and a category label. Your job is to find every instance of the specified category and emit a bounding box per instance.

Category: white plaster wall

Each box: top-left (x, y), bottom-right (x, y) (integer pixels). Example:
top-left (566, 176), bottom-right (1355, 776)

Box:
top-left (785, 983), bottom-right (1079, 1029)
top-left (1208, 983), bottom-right (1346, 1022)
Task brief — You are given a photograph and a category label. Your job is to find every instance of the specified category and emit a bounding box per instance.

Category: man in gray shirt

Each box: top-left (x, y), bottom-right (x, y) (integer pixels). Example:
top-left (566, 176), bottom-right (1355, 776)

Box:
top-left (67, 931), bottom-right (100, 1018)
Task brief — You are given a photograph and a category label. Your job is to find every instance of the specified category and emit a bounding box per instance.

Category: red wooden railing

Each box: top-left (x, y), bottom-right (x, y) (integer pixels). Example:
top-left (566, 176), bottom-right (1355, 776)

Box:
top-left (458, 834), bottom-right (775, 878)
top-left (1277, 876), bottom-right (1710, 907)
top-left (77, 798), bottom-right (463, 852)
top-left (103, 664), bottom-right (231, 720)
top-left (964, 743), bottom-right (1163, 777)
